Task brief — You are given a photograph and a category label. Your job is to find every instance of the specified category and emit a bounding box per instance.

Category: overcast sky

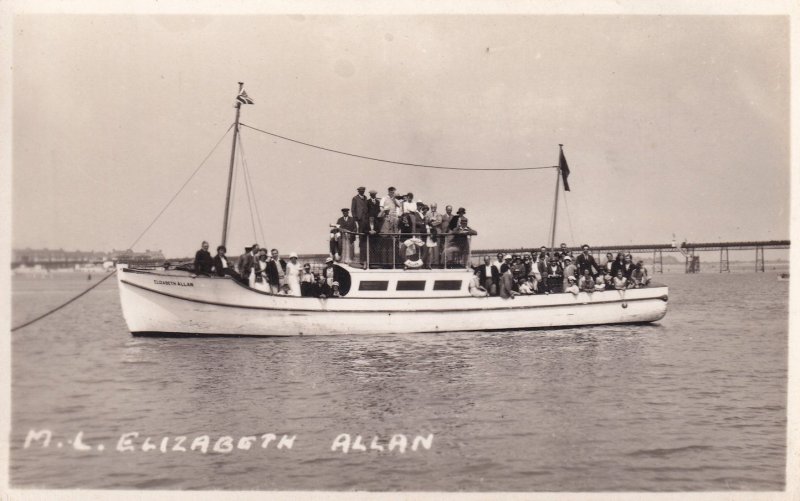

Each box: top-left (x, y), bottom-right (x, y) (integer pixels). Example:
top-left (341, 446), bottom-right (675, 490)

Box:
top-left (9, 12), bottom-right (790, 257)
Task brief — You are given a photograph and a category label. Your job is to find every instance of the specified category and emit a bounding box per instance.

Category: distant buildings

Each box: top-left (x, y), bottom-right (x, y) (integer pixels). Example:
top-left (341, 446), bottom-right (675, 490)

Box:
top-left (11, 248), bottom-right (166, 269)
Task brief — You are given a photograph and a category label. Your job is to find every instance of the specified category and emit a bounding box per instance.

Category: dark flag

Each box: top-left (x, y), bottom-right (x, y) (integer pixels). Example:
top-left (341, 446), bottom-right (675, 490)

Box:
top-left (237, 89), bottom-right (254, 105)
top-left (559, 146), bottom-right (571, 191)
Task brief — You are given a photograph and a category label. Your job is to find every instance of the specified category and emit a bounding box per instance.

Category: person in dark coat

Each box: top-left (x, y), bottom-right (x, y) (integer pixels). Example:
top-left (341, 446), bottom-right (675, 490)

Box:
top-left (265, 255), bottom-right (281, 294)
top-left (193, 241), bottom-right (213, 275)
top-left (546, 257), bottom-right (564, 293)
top-left (351, 187), bottom-right (369, 262)
top-left (611, 253), bottom-right (625, 277)
top-left (212, 245), bottom-right (232, 277)
top-left (448, 207), bottom-right (466, 231)
top-left (476, 255), bottom-right (500, 295)
top-left (336, 208), bottom-right (358, 262)
top-left (575, 244), bottom-right (599, 277)
top-left (236, 244), bottom-right (259, 283)
top-left (621, 253), bottom-right (637, 278)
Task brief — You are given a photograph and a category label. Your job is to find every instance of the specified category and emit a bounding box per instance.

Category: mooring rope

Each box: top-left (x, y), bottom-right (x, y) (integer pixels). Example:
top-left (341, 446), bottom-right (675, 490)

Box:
top-left (10, 270), bottom-right (118, 332)
top-left (240, 123), bottom-right (558, 172)
top-left (11, 124), bottom-right (235, 332)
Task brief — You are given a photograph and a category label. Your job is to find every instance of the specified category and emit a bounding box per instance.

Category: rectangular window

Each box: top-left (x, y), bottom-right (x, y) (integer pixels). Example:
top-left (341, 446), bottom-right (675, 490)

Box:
top-left (396, 280), bottom-right (426, 291)
top-left (433, 280), bottom-right (462, 291)
top-left (359, 281), bottom-right (389, 291)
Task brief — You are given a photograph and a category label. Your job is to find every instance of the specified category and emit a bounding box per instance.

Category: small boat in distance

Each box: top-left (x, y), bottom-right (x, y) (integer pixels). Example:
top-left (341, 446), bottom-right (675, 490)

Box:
top-left (778, 272), bottom-right (790, 282)
top-left (116, 84), bottom-right (668, 337)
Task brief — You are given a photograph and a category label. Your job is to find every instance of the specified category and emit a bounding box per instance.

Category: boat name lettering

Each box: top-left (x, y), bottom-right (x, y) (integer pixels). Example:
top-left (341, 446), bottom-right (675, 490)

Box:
top-left (153, 279), bottom-right (194, 287)
top-left (22, 429), bottom-right (434, 454)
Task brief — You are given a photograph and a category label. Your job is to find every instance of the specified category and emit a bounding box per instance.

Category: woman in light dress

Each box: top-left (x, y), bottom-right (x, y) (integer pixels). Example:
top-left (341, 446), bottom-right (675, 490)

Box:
top-left (252, 249), bottom-right (270, 292)
top-left (284, 252), bottom-right (302, 297)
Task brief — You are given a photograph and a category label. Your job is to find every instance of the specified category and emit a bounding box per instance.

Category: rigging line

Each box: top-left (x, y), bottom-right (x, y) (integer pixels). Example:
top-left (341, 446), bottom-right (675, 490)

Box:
top-left (11, 270), bottom-right (118, 332)
top-left (237, 133), bottom-right (267, 245)
top-left (236, 135), bottom-right (258, 243)
top-left (563, 191), bottom-right (577, 246)
top-left (129, 124), bottom-right (235, 250)
top-left (11, 123), bottom-right (235, 333)
top-left (228, 145), bottom-right (240, 243)
top-left (240, 122), bottom-right (559, 172)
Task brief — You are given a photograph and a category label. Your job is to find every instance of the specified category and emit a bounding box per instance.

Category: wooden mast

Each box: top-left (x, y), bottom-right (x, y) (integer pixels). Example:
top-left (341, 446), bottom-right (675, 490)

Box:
top-left (549, 144), bottom-right (563, 251)
top-left (221, 82), bottom-right (244, 248)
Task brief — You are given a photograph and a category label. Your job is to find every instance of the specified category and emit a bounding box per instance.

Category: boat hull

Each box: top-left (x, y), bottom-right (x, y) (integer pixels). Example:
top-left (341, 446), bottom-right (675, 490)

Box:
top-left (117, 267), bottom-right (668, 336)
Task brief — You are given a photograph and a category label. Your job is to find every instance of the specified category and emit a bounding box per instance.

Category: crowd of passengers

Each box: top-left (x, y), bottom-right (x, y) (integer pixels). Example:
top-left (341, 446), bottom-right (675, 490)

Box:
top-left (468, 243), bottom-right (651, 299)
top-left (329, 186), bottom-right (476, 269)
top-left (188, 185), bottom-right (649, 298)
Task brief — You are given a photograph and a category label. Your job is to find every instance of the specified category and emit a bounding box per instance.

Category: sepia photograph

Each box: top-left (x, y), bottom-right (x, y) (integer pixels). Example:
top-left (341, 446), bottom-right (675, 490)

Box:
top-left (1, 1), bottom-right (796, 499)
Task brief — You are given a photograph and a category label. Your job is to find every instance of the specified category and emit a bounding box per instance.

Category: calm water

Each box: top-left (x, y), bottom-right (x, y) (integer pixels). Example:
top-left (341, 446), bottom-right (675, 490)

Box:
top-left (10, 272), bottom-right (787, 491)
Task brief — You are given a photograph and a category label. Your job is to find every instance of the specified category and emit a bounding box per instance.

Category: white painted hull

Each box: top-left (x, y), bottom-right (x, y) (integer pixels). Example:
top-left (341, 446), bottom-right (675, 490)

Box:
top-left (117, 267), bottom-right (668, 336)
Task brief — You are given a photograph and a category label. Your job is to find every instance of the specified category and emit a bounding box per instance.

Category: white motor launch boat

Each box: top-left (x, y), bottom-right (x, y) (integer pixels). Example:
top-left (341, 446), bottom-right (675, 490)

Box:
top-left (116, 83), bottom-right (668, 337)
top-left (117, 264), bottom-right (668, 336)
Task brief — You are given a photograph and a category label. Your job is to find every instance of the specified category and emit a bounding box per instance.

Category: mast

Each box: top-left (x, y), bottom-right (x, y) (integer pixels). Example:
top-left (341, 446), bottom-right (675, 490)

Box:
top-left (221, 82), bottom-right (244, 248)
top-left (549, 144), bottom-right (563, 250)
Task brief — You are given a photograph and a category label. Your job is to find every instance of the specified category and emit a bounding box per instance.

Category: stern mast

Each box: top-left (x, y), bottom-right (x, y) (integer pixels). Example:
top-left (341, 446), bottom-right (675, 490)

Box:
top-left (549, 144), bottom-right (564, 251)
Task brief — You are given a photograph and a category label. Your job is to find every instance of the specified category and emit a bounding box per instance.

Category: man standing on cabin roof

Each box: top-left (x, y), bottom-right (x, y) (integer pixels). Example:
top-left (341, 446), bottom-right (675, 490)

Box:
top-left (365, 189), bottom-right (383, 267)
top-left (367, 189), bottom-right (382, 229)
top-left (193, 241), bottom-right (213, 276)
top-left (236, 244), bottom-right (259, 283)
top-left (438, 205), bottom-right (454, 266)
top-left (425, 202), bottom-right (443, 267)
top-left (380, 186), bottom-right (402, 235)
top-left (351, 186), bottom-right (369, 263)
top-left (336, 208), bottom-right (358, 263)
top-left (448, 207), bottom-right (466, 231)
top-left (380, 187), bottom-right (403, 267)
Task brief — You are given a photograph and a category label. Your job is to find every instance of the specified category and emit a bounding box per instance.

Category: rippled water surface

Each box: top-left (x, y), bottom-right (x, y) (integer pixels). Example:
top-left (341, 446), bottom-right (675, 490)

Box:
top-left (10, 272), bottom-right (787, 491)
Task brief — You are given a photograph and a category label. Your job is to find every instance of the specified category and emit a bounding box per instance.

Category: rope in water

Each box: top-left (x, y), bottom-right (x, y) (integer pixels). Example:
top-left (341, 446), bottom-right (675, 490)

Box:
top-left (11, 124), bottom-right (235, 332)
top-left (10, 270), bottom-right (118, 332)
top-left (240, 123), bottom-right (558, 172)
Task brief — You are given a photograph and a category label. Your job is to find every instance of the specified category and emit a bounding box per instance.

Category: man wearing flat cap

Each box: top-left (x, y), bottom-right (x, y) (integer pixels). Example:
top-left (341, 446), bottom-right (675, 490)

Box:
top-left (365, 189), bottom-right (383, 266)
top-left (336, 208), bottom-right (358, 263)
top-left (351, 187), bottom-right (369, 263)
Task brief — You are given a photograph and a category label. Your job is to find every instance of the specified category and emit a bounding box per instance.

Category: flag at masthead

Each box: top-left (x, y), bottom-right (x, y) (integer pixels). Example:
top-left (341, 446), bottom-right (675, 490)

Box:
top-left (236, 82), bottom-right (253, 104)
top-left (559, 144), bottom-right (571, 191)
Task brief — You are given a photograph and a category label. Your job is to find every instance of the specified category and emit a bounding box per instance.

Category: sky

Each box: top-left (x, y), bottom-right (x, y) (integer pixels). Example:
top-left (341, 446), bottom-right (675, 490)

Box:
top-left (8, 11), bottom-right (791, 257)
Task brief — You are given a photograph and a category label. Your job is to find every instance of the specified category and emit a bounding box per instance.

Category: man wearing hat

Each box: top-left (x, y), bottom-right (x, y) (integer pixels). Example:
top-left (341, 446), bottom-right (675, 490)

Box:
top-left (236, 243), bottom-right (259, 284)
top-left (321, 257), bottom-right (336, 296)
top-left (380, 186), bottom-right (402, 235)
top-left (364, 189), bottom-right (383, 265)
top-left (562, 255), bottom-right (578, 291)
top-left (448, 207), bottom-right (467, 231)
top-left (336, 208), bottom-right (358, 263)
top-left (351, 187), bottom-right (369, 262)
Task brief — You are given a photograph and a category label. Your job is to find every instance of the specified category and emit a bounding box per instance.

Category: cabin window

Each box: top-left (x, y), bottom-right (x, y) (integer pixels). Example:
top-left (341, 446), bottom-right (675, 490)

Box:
top-left (359, 281), bottom-right (389, 291)
top-left (433, 280), bottom-right (462, 291)
top-left (396, 280), bottom-right (426, 291)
